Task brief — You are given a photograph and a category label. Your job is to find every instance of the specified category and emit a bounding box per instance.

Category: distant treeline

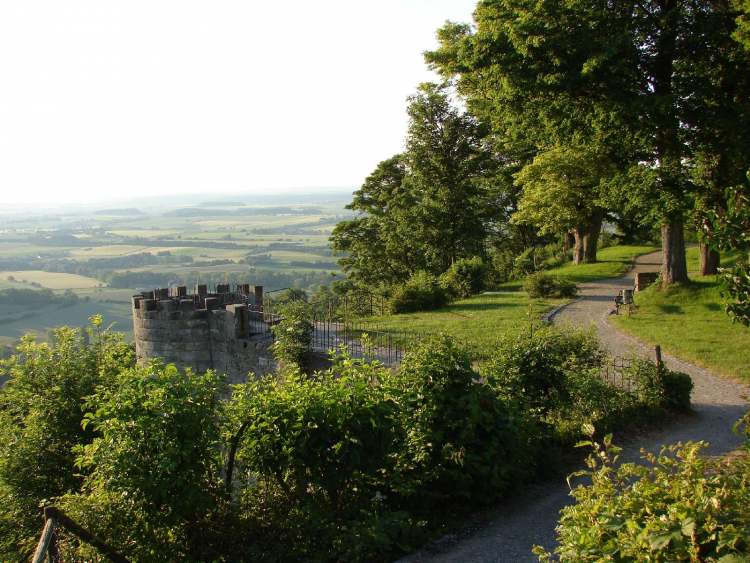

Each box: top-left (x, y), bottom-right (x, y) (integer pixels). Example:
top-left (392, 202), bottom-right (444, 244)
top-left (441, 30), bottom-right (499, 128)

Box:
top-left (111, 268), bottom-right (337, 292)
top-left (0, 252), bottom-right (193, 279)
top-left (0, 288), bottom-right (80, 308)
top-left (163, 206), bottom-right (323, 217)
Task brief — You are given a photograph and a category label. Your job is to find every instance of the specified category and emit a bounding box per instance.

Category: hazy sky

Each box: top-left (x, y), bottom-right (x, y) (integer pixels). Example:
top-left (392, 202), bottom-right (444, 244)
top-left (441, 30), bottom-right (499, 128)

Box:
top-left (0, 1), bottom-right (477, 205)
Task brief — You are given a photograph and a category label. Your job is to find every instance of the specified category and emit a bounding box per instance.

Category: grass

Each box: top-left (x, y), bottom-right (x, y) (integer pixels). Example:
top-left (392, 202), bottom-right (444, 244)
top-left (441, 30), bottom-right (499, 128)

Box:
top-left (368, 292), bottom-right (564, 362)
top-left (549, 245), bottom-right (659, 284)
top-left (612, 247), bottom-right (750, 381)
top-left (364, 245), bottom-right (659, 362)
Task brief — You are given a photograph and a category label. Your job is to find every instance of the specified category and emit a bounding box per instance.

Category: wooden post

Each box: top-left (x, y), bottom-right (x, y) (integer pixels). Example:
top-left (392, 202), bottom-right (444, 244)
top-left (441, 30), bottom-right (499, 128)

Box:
top-left (32, 513), bottom-right (57, 563)
top-left (655, 345), bottom-right (663, 370)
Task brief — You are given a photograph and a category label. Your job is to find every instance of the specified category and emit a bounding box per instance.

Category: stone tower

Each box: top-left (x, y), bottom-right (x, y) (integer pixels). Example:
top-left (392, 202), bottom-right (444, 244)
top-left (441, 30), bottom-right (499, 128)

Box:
top-left (131, 283), bottom-right (276, 383)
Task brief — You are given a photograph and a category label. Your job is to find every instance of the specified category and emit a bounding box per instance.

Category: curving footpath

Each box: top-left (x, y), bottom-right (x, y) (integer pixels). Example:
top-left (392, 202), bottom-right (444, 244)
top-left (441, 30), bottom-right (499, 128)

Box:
top-left (400, 250), bottom-right (749, 563)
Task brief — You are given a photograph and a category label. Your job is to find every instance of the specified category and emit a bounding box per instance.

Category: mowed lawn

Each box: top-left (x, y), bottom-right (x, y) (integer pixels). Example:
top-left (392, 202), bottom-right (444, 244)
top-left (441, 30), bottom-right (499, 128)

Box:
top-left (368, 291), bottom-right (564, 362)
top-left (549, 245), bottom-right (658, 284)
top-left (367, 245), bottom-right (658, 362)
top-left (612, 247), bottom-right (750, 382)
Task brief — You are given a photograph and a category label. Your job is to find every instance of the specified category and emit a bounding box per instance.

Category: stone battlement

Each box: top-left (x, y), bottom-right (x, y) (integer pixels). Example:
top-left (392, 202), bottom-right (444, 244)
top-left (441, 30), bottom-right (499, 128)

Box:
top-left (131, 283), bottom-right (275, 382)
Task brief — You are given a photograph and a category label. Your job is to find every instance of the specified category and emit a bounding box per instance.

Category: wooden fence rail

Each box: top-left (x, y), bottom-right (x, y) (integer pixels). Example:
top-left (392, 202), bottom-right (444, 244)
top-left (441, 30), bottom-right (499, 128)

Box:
top-left (32, 506), bottom-right (130, 563)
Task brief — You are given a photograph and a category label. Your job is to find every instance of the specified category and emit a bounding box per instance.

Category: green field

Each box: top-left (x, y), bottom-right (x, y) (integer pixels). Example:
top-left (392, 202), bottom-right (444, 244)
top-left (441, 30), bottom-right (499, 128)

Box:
top-left (0, 270), bottom-right (104, 289)
top-left (0, 197), bottom-right (351, 347)
top-left (612, 247), bottom-right (750, 381)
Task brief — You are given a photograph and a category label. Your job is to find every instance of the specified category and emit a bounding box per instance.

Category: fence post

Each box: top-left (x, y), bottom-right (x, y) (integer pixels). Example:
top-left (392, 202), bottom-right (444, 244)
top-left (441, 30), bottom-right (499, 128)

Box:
top-left (655, 345), bottom-right (663, 370)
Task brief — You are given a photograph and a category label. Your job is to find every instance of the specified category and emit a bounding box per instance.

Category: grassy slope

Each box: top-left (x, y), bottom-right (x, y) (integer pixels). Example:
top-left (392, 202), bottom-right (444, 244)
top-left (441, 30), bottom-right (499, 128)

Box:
top-left (548, 245), bottom-right (658, 284)
top-left (369, 245), bottom-right (657, 362)
top-left (611, 247), bottom-right (750, 381)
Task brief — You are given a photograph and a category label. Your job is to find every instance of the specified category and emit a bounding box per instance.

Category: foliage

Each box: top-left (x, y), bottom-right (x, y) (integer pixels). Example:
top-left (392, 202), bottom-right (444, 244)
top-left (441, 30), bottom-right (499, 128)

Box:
top-left (389, 271), bottom-right (449, 314)
top-left (61, 362), bottom-right (225, 561)
top-left (439, 256), bottom-right (487, 298)
top-left (226, 355), bottom-right (405, 561)
top-left (390, 335), bottom-right (539, 507)
top-left (428, 1), bottom-right (750, 284)
top-left (331, 83), bottom-right (504, 286)
top-left (523, 272), bottom-right (578, 299)
top-left (706, 187), bottom-right (750, 326)
top-left (623, 358), bottom-right (693, 413)
top-left (0, 319), bottom-right (134, 559)
top-left (513, 145), bottom-right (610, 263)
top-left (271, 299), bottom-right (313, 369)
top-left (535, 434), bottom-right (750, 562)
top-left (484, 326), bottom-right (603, 414)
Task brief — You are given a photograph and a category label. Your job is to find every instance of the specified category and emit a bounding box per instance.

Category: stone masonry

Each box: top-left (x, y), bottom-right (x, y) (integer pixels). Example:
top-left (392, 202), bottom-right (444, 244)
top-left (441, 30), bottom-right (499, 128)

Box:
top-left (132, 283), bottom-right (276, 383)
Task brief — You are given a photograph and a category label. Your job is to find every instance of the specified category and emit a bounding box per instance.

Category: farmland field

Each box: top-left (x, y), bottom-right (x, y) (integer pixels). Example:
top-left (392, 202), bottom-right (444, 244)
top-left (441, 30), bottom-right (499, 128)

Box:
top-left (0, 192), bottom-right (353, 347)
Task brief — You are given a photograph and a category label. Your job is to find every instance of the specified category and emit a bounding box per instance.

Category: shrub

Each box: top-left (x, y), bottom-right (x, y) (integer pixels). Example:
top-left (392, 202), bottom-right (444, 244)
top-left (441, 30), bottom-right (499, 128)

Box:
top-left (485, 326), bottom-right (603, 414)
top-left (535, 435), bottom-right (750, 562)
top-left (0, 320), bottom-right (134, 560)
top-left (661, 369), bottom-right (693, 412)
top-left (389, 271), bottom-right (449, 313)
top-left (623, 358), bottom-right (693, 412)
top-left (391, 335), bottom-right (539, 507)
top-left (61, 362), bottom-right (225, 561)
top-left (439, 256), bottom-right (487, 298)
top-left (271, 300), bottom-right (313, 369)
top-left (227, 355), bottom-right (407, 561)
top-left (523, 272), bottom-right (578, 298)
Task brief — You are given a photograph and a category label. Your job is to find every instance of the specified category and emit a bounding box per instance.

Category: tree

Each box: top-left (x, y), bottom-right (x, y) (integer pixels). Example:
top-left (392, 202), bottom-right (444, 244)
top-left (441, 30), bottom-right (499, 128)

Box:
top-left (684, 2), bottom-right (750, 274)
top-left (332, 83), bottom-right (502, 285)
top-left (427, 0), bottom-right (750, 286)
top-left (330, 155), bottom-right (417, 286)
top-left (513, 145), bottom-right (613, 264)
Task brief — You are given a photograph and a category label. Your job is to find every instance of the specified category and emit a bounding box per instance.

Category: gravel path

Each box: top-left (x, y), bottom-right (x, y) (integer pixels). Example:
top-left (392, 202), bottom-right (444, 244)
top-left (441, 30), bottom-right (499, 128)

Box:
top-left (400, 251), bottom-right (750, 563)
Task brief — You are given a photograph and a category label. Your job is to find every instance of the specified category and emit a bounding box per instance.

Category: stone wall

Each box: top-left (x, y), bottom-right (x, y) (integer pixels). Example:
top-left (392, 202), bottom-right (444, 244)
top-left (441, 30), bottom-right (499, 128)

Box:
top-left (132, 285), bottom-right (276, 383)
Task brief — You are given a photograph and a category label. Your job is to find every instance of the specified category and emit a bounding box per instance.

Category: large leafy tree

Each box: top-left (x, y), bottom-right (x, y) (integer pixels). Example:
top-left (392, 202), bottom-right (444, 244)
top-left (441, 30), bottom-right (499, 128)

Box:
top-left (427, 0), bottom-right (750, 286)
top-left (332, 83), bottom-right (502, 285)
top-left (684, 2), bottom-right (750, 274)
top-left (513, 145), bottom-right (613, 264)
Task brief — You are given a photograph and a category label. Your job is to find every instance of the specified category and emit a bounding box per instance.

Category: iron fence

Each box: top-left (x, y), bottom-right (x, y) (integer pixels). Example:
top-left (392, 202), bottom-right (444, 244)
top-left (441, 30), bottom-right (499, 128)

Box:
top-left (246, 308), bottom-right (419, 367)
top-left (599, 355), bottom-right (635, 392)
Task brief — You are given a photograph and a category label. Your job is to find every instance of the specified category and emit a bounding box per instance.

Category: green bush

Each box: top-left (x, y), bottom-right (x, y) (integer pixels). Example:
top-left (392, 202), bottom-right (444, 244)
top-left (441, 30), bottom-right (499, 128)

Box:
top-left (661, 369), bottom-right (693, 412)
top-left (60, 362), bottom-right (226, 561)
top-left (623, 358), bottom-right (693, 412)
top-left (439, 256), bottom-right (487, 298)
top-left (0, 320), bottom-right (134, 560)
top-left (227, 355), bottom-right (408, 561)
top-left (271, 300), bottom-right (314, 369)
top-left (485, 326), bottom-right (603, 414)
top-left (523, 272), bottom-right (578, 298)
top-left (389, 271), bottom-right (449, 313)
top-left (391, 335), bottom-right (539, 507)
top-left (535, 435), bottom-right (750, 562)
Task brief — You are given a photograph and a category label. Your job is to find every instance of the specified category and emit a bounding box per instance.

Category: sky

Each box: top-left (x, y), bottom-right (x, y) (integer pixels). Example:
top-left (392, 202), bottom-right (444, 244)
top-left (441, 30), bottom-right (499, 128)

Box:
top-left (0, 1), bottom-right (477, 206)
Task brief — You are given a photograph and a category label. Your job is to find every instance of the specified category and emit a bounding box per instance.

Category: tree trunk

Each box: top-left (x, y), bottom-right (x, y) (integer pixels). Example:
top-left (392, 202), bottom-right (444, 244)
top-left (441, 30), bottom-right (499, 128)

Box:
top-left (653, 1), bottom-right (689, 286)
top-left (661, 220), bottom-right (689, 285)
top-left (572, 214), bottom-right (603, 264)
top-left (698, 242), bottom-right (720, 275)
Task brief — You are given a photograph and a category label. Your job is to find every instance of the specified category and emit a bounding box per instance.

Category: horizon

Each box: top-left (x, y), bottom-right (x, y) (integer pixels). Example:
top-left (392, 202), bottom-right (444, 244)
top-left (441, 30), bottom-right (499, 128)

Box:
top-left (0, 1), bottom-right (476, 206)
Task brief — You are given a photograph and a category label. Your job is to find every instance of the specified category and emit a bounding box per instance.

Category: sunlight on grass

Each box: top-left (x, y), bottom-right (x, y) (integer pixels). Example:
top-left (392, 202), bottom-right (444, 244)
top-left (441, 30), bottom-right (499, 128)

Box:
top-left (549, 245), bottom-right (658, 284)
top-left (612, 247), bottom-right (750, 381)
top-left (366, 245), bottom-right (659, 362)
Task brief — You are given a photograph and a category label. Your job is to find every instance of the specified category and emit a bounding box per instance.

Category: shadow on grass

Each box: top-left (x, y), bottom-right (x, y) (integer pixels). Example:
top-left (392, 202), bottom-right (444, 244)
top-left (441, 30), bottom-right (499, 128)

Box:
top-left (658, 304), bottom-right (684, 314)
